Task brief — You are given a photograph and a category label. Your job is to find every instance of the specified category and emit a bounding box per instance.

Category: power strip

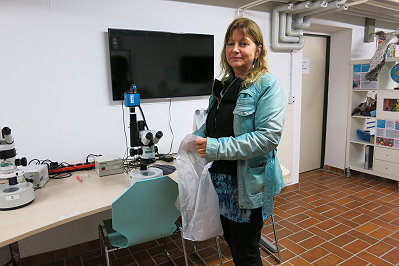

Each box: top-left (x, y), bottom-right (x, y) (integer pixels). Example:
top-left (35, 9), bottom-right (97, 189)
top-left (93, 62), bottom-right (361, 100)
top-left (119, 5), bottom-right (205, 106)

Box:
top-left (48, 163), bottom-right (95, 174)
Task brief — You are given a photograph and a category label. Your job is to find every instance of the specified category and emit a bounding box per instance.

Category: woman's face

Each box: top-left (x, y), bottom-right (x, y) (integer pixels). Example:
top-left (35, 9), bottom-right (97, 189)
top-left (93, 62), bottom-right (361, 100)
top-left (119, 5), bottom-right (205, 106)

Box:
top-left (225, 29), bottom-right (260, 79)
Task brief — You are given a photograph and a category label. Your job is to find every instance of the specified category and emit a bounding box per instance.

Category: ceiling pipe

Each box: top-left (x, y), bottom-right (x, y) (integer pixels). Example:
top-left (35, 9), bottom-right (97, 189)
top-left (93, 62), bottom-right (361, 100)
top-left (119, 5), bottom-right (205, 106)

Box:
top-left (347, 8), bottom-right (399, 23)
top-left (300, 5), bottom-right (348, 28)
top-left (236, 0), bottom-right (273, 18)
top-left (286, 1), bottom-right (326, 37)
top-left (294, 0), bottom-right (340, 18)
top-left (272, 3), bottom-right (305, 51)
top-left (350, 3), bottom-right (399, 16)
top-left (367, 0), bottom-right (399, 11)
top-left (345, 0), bottom-right (369, 7)
top-left (289, 0), bottom-right (328, 15)
top-left (286, 15), bottom-right (302, 37)
top-left (293, 0), bottom-right (343, 30)
top-left (280, 0), bottom-right (328, 42)
top-left (279, 3), bottom-right (301, 43)
top-left (308, 4), bottom-right (348, 17)
top-left (346, 10), bottom-right (399, 23)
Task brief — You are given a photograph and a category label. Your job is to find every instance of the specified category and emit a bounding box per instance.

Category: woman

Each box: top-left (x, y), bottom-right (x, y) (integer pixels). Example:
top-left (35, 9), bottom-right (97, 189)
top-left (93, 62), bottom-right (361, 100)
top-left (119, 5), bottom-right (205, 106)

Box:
top-left (194, 18), bottom-right (285, 265)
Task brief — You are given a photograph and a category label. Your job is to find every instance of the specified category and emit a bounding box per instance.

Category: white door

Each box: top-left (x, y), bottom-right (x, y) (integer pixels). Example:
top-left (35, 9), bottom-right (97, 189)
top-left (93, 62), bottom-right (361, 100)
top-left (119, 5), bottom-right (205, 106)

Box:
top-left (300, 35), bottom-right (328, 173)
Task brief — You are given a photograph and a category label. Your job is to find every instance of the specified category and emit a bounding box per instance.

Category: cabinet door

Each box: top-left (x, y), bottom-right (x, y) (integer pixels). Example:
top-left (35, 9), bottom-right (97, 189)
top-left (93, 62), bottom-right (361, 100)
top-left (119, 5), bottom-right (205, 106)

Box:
top-left (377, 90), bottom-right (399, 120)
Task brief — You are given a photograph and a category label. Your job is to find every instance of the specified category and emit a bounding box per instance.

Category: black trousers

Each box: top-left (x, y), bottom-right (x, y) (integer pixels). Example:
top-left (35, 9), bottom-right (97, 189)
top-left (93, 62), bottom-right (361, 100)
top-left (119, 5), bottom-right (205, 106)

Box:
top-left (220, 208), bottom-right (263, 266)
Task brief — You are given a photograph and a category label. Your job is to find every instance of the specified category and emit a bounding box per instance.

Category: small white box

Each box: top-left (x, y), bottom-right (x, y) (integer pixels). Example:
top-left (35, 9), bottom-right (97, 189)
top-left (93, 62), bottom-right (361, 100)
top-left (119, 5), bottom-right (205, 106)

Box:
top-left (95, 155), bottom-right (124, 177)
top-left (24, 164), bottom-right (49, 188)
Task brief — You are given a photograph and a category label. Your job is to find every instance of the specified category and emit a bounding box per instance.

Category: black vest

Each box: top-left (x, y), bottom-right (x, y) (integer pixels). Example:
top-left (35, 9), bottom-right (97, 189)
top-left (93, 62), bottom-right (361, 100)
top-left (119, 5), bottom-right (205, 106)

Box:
top-left (206, 78), bottom-right (242, 176)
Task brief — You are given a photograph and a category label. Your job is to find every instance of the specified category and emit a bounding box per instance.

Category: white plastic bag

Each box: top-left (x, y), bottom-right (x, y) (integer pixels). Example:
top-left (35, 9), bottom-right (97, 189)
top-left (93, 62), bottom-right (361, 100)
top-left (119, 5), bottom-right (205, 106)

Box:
top-left (176, 134), bottom-right (223, 241)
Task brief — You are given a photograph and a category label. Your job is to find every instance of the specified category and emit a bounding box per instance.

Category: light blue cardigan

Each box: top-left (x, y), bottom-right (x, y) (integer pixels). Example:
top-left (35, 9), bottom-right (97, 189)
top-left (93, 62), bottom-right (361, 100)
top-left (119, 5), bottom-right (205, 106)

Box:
top-left (194, 72), bottom-right (286, 217)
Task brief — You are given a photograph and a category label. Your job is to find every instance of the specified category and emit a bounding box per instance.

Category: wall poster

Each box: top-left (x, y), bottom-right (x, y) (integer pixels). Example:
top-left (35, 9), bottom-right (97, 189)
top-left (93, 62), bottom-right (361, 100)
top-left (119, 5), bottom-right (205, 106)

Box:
top-left (376, 119), bottom-right (399, 149)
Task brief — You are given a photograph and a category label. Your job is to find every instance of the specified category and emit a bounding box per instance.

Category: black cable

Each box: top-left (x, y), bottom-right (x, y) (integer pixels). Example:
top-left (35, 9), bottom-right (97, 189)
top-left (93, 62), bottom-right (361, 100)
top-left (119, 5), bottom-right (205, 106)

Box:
top-left (85, 154), bottom-right (102, 163)
top-left (167, 98), bottom-right (174, 155)
top-left (49, 172), bottom-right (72, 179)
top-left (28, 159), bottom-right (41, 165)
top-left (138, 105), bottom-right (149, 130)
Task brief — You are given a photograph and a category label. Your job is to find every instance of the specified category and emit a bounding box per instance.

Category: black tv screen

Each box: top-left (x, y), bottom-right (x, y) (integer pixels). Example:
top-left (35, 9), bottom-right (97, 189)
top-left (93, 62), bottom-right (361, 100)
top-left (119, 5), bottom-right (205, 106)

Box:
top-left (108, 28), bottom-right (214, 100)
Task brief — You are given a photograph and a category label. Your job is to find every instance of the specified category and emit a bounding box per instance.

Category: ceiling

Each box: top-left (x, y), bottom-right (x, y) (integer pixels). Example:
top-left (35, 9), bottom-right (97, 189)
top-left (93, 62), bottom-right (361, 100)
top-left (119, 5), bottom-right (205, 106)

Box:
top-left (167, 0), bottom-right (399, 25)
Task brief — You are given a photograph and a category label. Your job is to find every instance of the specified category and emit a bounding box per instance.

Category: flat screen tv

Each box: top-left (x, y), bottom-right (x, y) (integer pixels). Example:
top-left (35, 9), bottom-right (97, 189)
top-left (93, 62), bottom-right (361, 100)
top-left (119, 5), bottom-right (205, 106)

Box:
top-left (108, 28), bottom-right (214, 100)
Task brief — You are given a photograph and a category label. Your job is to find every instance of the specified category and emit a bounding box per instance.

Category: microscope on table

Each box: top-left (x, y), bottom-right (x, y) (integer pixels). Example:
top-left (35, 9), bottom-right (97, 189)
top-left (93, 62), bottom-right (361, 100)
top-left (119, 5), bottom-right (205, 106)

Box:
top-left (0, 126), bottom-right (35, 210)
top-left (124, 85), bottom-right (164, 179)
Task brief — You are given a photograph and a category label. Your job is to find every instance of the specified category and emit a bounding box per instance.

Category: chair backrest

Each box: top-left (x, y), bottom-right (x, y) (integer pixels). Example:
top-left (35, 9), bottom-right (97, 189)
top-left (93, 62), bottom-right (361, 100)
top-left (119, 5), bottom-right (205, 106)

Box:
top-left (111, 175), bottom-right (180, 248)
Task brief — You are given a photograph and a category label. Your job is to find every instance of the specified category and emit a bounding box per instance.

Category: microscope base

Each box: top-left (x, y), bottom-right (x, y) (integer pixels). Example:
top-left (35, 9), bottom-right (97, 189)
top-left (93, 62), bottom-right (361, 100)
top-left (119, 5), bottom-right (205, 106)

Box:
top-left (0, 182), bottom-right (35, 210)
top-left (130, 167), bottom-right (164, 181)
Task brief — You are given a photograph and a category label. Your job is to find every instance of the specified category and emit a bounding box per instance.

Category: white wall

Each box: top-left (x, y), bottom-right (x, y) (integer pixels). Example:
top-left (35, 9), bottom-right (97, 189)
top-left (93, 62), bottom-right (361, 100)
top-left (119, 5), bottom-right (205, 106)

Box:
top-left (0, 0), bottom-right (294, 164)
top-left (0, 0), bottom-right (299, 256)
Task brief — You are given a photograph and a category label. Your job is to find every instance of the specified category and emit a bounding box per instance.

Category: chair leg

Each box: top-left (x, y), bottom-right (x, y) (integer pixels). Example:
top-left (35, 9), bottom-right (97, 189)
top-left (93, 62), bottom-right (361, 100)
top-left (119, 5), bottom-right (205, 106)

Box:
top-left (259, 214), bottom-right (281, 263)
top-left (98, 225), bottom-right (106, 266)
top-left (98, 224), bottom-right (113, 266)
top-left (271, 214), bottom-right (281, 258)
top-left (162, 236), bottom-right (178, 266)
top-left (193, 242), bottom-right (208, 265)
top-left (179, 227), bottom-right (189, 266)
top-left (193, 237), bottom-right (223, 266)
top-left (215, 236), bottom-right (223, 265)
top-left (104, 246), bottom-right (111, 266)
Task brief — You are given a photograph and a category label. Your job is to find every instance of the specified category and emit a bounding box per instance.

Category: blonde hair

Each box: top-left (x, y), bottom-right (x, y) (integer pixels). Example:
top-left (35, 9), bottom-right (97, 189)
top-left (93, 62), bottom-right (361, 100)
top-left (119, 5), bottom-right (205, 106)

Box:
top-left (220, 18), bottom-right (268, 87)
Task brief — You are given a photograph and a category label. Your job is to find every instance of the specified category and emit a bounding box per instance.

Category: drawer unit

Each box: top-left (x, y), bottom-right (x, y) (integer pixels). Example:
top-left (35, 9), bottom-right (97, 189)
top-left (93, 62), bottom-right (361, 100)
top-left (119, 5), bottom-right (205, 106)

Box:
top-left (374, 147), bottom-right (399, 164)
top-left (374, 159), bottom-right (399, 180)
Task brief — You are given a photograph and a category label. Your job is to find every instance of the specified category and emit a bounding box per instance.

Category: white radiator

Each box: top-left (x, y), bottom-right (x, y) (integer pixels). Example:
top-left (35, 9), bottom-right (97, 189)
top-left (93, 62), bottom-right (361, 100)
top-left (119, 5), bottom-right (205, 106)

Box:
top-left (277, 106), bottom-right (293, 184)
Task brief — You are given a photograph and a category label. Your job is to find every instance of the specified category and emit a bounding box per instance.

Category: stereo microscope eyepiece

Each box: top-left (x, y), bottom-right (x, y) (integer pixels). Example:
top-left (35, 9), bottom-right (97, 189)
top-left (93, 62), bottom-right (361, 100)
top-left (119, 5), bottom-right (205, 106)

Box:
top-left (1, 127), bottom-right (14, 144)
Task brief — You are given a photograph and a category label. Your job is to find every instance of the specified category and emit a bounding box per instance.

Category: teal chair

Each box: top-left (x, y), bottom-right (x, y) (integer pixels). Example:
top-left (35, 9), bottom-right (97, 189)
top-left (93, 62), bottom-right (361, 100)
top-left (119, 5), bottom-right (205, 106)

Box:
top-left (98, 175), bottom-right (188, 265)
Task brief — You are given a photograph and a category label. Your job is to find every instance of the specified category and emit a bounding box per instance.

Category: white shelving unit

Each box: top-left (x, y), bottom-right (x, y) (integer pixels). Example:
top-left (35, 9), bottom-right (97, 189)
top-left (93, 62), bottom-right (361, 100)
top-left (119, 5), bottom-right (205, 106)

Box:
top-left (345, 57), bottom-right (399, 190)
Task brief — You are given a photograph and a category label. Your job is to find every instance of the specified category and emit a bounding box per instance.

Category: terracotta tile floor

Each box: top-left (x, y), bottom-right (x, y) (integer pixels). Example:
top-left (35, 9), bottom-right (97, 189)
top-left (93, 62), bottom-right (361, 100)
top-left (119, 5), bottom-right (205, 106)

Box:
top-left (19, 169), bottom-right (399, 265)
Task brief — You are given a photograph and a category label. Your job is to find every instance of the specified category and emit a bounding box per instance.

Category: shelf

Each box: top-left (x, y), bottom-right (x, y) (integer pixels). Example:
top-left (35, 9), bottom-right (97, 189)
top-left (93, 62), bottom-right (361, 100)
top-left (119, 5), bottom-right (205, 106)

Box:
top-left (350, 140), bottom-right (374, 146)
top-left (351, 57), bottom-right (399, 65)
top-left (351, 115), bottom-right (376, 119)
top-left (347, 58), bottom-right (399, 183)
top-left (385, 57), bottom-right (399, 63)
top-left (348, 165), bottom-right (375, 175)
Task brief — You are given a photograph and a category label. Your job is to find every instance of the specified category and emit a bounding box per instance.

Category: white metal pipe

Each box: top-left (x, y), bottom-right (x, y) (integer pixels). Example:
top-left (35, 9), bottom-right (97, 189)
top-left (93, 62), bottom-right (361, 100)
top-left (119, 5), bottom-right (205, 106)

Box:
top-left (279, 10), bottom-right (301, 42)
top-left (345, 0), bottom-right (369, 7)
top-left (345, 9), bottom-right (399, 23)
top-left (292, 0), bottom-right (344, 29)
top-left (286, 15), bottom-right (302, 37)
top-left (289, 0), bottom-right (328, 15)
top-left (351, 2), bottom-right (399, 14)
top-left (236, 0), bottom-right (273, 18)
top-left (281, 1), bottom-right (318, 40)
top-left (272, 3), bottom-right (305, 51)
top-left (295, 5), bottom-right (348, 30)
top-left (362, 1), bottom-right (399, 12)
top-left (286, 1), bottom-right (326, 37)
top-left (348, 8), bottom-right (399, 22)
top-left (307, 4), bottom-right (348, 17)
top-left (295, 0), bottom-right (340, 18)
top-left (288, 51), bottom-right (295, 104)
top-left (381, 0), bottom-right (399, 5)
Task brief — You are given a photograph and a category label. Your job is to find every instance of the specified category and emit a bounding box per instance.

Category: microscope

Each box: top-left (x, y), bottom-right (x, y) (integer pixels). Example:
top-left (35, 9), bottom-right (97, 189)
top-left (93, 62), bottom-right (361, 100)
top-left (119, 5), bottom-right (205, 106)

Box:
top-left (0, 126), bottom-right (35, 210)
top-left (124, 85), bottom-right (164, 179)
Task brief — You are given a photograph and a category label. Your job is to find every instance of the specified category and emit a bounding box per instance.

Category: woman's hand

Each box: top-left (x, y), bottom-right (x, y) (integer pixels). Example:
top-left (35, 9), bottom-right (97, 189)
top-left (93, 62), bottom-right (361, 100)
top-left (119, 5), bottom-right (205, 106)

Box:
top-left (194, 137), bottom-right (207, 158)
